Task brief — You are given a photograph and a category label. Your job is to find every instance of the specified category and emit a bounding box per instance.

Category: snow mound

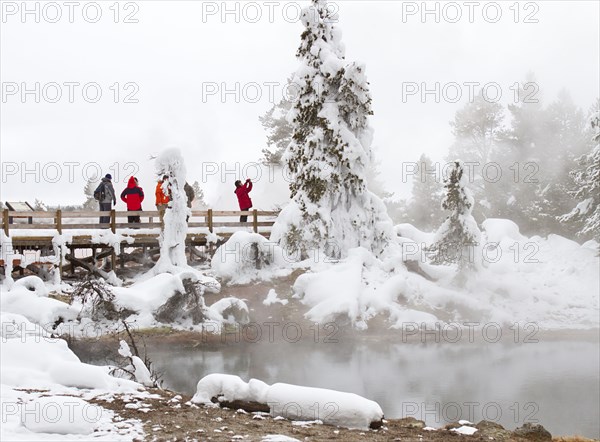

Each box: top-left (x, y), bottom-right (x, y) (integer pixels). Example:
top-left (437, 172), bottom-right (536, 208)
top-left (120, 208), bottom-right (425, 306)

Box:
top-left (49, 361), bottom-right (112, 390)
top-left (481, 218), bottom-right (526, 243)
top-left (1, 284), bottom-right (78, 332)
top-left (20, 396), bottom-right (98, 435)
top-left (262, 436), bottom-right (301, 442)
top-left (263, 289), bottom-right (288, 306)
top-left (191, 374), bottom-right (383, 430)
top-left (267, 382), bottom-right (383, 430)
top-left (451, 425), bottom-right (478, 435)
top-left (10, 275), bottom-right (49, 296)
top-left (211, 231), bottom-right (292, 284)
top-left (395, 223), bottom-right (435, 245)
top-left (207, 297), bottom-right (250, 324)
top-left (192, 374), bottom-right (252, 404)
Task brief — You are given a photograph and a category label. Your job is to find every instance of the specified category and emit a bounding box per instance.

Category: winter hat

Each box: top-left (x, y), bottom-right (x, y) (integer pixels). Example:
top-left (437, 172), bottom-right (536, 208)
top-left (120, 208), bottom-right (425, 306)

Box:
top-left (105, 174), bottom-right (112, 180)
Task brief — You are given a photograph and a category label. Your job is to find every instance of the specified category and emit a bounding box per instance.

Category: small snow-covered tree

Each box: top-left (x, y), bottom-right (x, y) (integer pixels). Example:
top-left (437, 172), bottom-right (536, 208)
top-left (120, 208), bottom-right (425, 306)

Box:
top-left (260, 90), bottom-right (294, 166)
top-left (191, 180), bottom-right (207, 209)
top-left (448, 90), bottom-right (505, 221)
top-left (274, 0), bottom-right (393, 258)
top-left (560, 109), bottom-right (600, 241)
top-left (83, 177), bottom-right (98, 210)
top-left (404, 154), bottom-right (444, 231)
top-left (427, 161), bottom-right (481, 272)
top-left (152, 148), bottom-right (189, 273)
top-left (33, 199), bottom-right (48, 211)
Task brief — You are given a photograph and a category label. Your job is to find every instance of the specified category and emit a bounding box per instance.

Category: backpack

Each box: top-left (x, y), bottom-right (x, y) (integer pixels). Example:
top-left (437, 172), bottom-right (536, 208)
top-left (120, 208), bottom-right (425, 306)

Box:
top-left (94, 183), bottom-right (106, 201)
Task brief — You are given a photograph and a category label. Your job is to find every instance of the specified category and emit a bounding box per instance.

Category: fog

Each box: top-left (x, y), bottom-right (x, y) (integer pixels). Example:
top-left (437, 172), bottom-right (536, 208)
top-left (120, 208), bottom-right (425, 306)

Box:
top-left (1, 1), bottom-right (598, 207)
top-left (84, 336), bottom-right (599, 438)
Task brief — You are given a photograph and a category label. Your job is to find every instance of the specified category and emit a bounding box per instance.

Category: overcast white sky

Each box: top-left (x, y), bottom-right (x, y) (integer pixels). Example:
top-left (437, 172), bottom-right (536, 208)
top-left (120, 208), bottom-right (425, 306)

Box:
top-left (1, 0), bottom-right (598, 207)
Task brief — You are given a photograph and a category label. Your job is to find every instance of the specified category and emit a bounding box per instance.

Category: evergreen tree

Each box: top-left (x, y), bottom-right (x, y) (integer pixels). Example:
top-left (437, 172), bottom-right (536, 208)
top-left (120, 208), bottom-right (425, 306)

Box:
top-left (260, 90), bottom-right (294, 166)
top-left (365, 148), bottom-right (394, 201)
top-left (191, 181), bottom-right (208, 209)
top-left (560, 107), bottom-right (600, 241)
top-left (526, 90), bottom-right (590, 236)
top-left (494, 74), bottom-right (545, 229)
top-left (33, 199), bottom-right (48, 211)
top-left (273, 0), bottom-right (393, 258)
top-left (427, 161), bottom-right (481, 272)
top-left (447, 90), bottom-right (505, 221)
top-left (404, 154), bottom-right (444, 231)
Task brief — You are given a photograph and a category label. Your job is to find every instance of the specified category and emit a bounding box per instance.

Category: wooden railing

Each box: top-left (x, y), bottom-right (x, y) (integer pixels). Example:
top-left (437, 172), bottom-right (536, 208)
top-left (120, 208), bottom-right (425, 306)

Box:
top-left (1, 209), bottom-right (279, 236)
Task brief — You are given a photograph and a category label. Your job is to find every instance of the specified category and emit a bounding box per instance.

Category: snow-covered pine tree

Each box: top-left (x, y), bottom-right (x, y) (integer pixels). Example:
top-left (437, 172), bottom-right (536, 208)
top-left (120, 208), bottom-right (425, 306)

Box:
top-left (83, 176), bottom-right (98, 210)
top-left (560, 108), bottom-right (600, 241)
top-left (33, 199), bottom-right (48, 211)
top-left (427, 160), bottom-right (481, 271)
top-left (272, 0), bottom-right (393, 258)
top-left (260, 89), bottom-right (294, 166)
top-left (405, 153), bottom-right (444, 231)
top-left (191, 181), bottom-right (208, 209)
top-left (152, 148), bottom-right (190, 273)
top-left (447, 90), bottom-right (505, 221)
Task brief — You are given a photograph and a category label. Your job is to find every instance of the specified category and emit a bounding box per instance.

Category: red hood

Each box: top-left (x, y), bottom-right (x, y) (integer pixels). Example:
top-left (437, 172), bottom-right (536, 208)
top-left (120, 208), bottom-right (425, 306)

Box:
top-left (127, 176), bottom-right (137, 188)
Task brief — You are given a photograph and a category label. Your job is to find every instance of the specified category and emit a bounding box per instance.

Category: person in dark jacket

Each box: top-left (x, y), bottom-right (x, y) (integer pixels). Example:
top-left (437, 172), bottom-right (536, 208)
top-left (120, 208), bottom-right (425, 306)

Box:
top-left (121, 176), bottom-right (144, 223)
top-left (234, 179), bottom-right (253, 222)
top-left (184, 182), bottom-right (195, 222)
top-left (95, 174), bottom-right (116, 225)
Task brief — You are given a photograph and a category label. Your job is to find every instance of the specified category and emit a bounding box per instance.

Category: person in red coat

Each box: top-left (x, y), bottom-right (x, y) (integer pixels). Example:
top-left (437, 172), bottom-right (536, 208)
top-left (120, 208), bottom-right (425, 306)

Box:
top-left (235, 179), bottom-right (253, 222)
top-left (121, 176), bottom-right (145, 223)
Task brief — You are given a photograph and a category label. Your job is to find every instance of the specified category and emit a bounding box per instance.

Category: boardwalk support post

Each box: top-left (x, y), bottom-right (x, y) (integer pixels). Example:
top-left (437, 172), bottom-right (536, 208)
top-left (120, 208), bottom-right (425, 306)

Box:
top-left (3, 209), bottom-right (9, 236)
top-left (56, 210), bottom-right (62, 234)
top-left (110, 210), bottom-right (116, 270)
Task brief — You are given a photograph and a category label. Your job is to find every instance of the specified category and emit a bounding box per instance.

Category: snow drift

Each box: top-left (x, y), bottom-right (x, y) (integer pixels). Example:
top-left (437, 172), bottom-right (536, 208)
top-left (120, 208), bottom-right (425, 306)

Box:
top-left (191, 373), bottom-right (384, 430)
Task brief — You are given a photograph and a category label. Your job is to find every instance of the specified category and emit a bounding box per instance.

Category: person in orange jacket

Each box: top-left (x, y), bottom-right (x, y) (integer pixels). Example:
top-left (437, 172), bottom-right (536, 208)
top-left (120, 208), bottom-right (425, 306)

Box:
top-left (155, 175), bottom-right (170, 227)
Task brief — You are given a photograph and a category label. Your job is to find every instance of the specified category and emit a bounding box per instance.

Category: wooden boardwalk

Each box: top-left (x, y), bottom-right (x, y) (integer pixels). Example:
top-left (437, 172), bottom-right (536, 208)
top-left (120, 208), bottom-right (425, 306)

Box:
top-left (1, 209), bottom-right (279, 278)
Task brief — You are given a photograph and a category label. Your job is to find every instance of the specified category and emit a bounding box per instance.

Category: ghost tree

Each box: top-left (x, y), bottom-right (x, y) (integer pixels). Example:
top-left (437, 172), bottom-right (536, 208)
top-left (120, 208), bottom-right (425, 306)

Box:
top-left (152, 148), bottom-right (190, 273)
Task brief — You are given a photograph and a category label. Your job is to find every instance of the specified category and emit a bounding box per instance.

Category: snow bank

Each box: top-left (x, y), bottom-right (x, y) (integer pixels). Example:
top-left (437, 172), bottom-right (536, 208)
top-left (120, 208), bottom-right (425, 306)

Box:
top-left (1, 312), bottom-right (140, 392)
top-left (191, 374), bottom-right (383, 430)
top-left (1, 280), bottom-right (78, 330)
top-left (211, 231), bottom-right (292, 284)
top-left (0, 312), bottom-right (145, 440)
top-left (289, 219), bottom-right (599, 329)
